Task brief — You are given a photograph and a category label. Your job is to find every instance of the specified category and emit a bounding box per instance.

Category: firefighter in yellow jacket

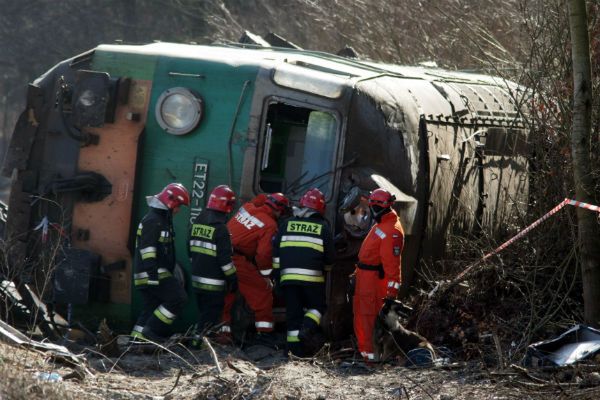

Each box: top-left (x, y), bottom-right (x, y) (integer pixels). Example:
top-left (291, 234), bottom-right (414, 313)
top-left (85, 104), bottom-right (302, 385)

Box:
top-left (273, 188), bottom-right (335, 356)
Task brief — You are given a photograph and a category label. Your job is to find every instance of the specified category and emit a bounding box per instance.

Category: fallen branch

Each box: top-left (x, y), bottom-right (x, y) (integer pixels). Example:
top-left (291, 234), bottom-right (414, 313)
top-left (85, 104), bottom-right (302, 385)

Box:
top-left (203, 336), bottom-right (222, 374)
top-left (227, 359), bottom-right (244, 374)
top-left (509, 364), bottom-right (551, 384)
top-left (162, 367), bottom-right (183, 396)
top-left (397, 370), bottom-right (436, 400)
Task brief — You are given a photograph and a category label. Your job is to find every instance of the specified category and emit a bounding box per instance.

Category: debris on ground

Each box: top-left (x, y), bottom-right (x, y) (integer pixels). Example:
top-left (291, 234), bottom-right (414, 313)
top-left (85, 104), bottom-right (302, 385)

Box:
top-left (2, 327), bottom-right (600, 400)
top-left (526, 325), bottom-right (600, 367)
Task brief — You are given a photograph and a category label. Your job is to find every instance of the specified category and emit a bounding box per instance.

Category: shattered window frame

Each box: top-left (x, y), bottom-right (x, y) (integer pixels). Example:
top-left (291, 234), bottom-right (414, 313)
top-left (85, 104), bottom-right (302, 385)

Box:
top-left (255, 97), bottom-right (342, 202)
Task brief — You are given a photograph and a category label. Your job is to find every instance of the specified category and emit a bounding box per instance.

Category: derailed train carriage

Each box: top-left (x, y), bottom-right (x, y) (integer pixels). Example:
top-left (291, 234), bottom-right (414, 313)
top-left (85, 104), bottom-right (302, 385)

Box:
top-left (1, 38), bottom-right (529, 339)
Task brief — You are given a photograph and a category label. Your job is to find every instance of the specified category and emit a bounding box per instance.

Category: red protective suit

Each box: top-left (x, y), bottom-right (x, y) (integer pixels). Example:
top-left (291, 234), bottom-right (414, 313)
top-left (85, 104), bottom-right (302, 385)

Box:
top-left (353, 209), bottom-right (404, 360)
top-left (222, 202), bottom-right (278, 332)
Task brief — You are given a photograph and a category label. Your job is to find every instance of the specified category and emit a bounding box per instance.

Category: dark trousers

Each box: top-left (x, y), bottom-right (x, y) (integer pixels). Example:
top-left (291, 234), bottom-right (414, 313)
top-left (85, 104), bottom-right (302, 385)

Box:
top-left (134, 276), bottom-right (187, 338)
top-left (283, 283), bottom-right (326, 356)
top-left (195, 290), bottom-right (226, 334)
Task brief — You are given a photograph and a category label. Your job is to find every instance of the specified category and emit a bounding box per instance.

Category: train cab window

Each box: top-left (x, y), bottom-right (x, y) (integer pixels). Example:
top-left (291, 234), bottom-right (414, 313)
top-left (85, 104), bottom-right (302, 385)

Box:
top-left (259, 102), bottom-right (337, 199)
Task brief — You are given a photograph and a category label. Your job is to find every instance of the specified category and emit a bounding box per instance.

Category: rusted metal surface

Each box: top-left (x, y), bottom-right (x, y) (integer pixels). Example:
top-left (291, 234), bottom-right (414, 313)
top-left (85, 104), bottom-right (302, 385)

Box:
top-left (71, 80), bottom-right (152, 304)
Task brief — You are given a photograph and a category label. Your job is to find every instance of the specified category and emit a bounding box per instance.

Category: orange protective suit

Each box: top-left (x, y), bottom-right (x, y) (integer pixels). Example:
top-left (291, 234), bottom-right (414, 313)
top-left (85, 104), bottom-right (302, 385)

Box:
top-left (222, 201), bottom-right (278, 332)
top-left (353, 209), bottom-right (404, 360)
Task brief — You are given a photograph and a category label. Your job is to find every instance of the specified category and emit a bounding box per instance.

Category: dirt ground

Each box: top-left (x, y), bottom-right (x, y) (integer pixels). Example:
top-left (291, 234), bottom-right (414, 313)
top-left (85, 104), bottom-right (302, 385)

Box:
top-left (2, 337), bottom-right (600, 400)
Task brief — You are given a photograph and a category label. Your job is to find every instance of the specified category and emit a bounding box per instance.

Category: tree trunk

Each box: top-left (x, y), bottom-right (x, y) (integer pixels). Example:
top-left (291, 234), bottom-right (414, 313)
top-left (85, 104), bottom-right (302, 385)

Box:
top-left (568, 0), bottom-right (600, 327)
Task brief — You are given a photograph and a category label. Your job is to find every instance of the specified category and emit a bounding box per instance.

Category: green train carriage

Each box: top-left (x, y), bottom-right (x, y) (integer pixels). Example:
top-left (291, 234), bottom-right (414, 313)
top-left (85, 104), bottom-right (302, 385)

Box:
top-left (2, 41), bottom-right (529, 338)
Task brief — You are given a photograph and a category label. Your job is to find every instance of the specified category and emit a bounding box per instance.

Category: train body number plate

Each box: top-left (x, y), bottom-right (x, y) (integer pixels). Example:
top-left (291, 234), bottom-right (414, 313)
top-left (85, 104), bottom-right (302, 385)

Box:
top-left (190, 158), bottom-right (209, 224)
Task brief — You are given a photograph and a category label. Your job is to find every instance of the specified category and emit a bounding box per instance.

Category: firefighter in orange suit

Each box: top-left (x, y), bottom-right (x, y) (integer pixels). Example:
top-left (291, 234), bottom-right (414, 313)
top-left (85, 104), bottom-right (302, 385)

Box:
top-left (221, 193), bottom-right (290, 337)
top-left (353, 188), bottom-right (404, 361)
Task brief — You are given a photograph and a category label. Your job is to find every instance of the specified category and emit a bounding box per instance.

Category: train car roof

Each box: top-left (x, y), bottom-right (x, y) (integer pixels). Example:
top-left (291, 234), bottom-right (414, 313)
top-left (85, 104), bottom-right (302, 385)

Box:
top-left (92, 42), bottom-right (527, 123)
top-left (95, 42), bottom-right (517, 88)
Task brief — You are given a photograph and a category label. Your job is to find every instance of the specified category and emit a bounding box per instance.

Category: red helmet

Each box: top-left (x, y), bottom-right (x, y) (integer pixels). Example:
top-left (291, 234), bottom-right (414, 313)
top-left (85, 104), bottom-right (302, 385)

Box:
top-left (207, 185), bottom-right (236, 213)
top-left (251, 193), bottom-right (268, 207)
top-left (368, 188), bottom-right (395, 209)
top-left (156, 183), bottom-right (190, 210)
top-left (265, 193), bottom-right (290, 214)
top-left (299, 188), bottom-right (326, 215)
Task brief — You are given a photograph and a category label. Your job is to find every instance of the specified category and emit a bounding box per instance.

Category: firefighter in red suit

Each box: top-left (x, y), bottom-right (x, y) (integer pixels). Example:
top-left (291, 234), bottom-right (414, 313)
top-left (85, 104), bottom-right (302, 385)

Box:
top-left (221, 193), bottom-right (290, 337)
top-left (353, 188), bottom-right (404, 361)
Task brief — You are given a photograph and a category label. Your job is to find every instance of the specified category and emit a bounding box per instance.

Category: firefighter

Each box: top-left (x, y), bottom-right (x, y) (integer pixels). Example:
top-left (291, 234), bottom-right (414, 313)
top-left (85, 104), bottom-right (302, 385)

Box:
top-left (221, 192), bottom-right (290, 339)
top-left (272, 188), bottom-right (335, 357)
top-left (189, 185), bottom-right (237, 347)
top-left (130, 183), bottom-right (190, 342)
top-left (352, 188), bottom-right (404, 361)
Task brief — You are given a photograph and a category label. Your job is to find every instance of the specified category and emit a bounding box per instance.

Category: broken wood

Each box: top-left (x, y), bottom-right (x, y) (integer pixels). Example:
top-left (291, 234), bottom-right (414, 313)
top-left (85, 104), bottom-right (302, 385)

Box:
top-left (97, 318), bottom-right (120, 357)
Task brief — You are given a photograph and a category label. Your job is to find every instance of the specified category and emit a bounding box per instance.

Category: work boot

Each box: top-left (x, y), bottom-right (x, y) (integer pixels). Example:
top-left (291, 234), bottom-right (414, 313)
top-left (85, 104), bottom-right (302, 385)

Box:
top-left (125, 332), bottom-right (159, 353)
top-left (298, 325), bottom-right (316, 342)
top-left (286, 342), bottom-right (304, 358)
top-left (128, 330), bottom-right (145, 343)
top-left (359, 352), bottom-right (379, 368)
top-left (299, 326), bottom-right (325, 356)
top-left (140, 327), bottom-right (167, 344)
top-left (210, 331), bottom-right (233, 346)
top-left (254, 331), bottom-right (283, 348)
top-left (191, 334), bottom-right (204, 349)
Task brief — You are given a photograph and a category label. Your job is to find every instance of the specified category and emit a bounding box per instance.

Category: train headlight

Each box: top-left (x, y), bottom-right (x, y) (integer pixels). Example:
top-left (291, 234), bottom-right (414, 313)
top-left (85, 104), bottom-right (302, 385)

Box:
top-left (71, 70), bottom-right (114, 128)
top-left (77, 90), bottom-right (97, 107)
top-left (155, 87), bottom-right (203, 135)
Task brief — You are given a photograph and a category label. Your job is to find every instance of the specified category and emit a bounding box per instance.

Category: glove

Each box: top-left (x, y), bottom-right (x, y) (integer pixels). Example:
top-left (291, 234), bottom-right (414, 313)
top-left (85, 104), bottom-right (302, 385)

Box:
top-left (227, 277), bottom-right (238, 293)
top-left (386, 283), bottom-right (399, 299)
top-left (346, 273), bottom-right (356, 303)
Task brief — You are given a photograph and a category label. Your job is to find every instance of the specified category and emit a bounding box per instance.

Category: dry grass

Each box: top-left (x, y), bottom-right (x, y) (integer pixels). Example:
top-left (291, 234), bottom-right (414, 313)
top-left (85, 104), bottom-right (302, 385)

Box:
top-left (0, 342), bottom-right (73, 400)
top-left (1, 337), bottom-right (599, 400)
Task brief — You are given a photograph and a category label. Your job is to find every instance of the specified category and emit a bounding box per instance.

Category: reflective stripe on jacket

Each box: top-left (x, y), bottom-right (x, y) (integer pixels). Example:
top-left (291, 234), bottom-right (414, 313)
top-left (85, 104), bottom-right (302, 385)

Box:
top-left (190, 209), bottom-right (235, 292)
top-left (273, 214), bottom-right (335, 285)
top-left (133, 207), bottom-right (175, 286)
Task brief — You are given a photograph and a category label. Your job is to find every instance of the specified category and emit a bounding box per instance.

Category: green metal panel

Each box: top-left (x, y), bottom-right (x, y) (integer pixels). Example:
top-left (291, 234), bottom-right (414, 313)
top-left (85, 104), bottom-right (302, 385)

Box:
top-left (92, 49), bottom-right (158, 80)
top-left (82, 49), bottom-right (259, 333)
top-left (132, 56), bottom-right (258, 332)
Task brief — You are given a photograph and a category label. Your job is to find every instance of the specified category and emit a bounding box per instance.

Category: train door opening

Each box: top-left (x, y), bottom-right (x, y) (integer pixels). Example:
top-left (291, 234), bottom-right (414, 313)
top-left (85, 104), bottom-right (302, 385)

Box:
top-left (258, 102), bottom-right (338, 200)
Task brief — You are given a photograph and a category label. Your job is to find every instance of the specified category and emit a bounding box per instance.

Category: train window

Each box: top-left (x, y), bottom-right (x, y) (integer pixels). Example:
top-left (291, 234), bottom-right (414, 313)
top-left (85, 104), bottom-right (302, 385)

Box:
top-left (483, 128), bottom-right (528, 156)
top-left (259, 102), bottom-right (337, 199)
